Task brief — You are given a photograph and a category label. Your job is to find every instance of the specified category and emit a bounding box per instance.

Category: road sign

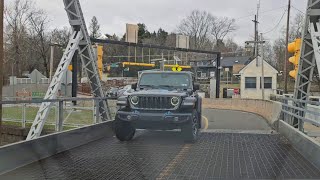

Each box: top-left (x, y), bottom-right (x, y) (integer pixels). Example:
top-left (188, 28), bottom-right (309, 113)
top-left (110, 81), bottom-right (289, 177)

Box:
top-left (210, 71), bottom-right (215, 77)
top-left (172, 64), bottom-right (182, 72)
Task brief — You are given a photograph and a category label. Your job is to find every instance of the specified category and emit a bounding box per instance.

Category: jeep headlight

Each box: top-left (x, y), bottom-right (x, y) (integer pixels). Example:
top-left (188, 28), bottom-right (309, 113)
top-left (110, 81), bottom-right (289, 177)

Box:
top-left (130, 96), bottom-right (139, 105)
top-left (171, 97), bottom-right (180, 106)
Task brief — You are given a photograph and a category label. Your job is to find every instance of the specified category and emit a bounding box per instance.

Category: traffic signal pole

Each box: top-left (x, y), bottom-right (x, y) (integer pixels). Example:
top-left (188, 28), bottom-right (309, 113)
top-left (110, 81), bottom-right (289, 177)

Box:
top-left (72, 51), bottom-right (78, 105)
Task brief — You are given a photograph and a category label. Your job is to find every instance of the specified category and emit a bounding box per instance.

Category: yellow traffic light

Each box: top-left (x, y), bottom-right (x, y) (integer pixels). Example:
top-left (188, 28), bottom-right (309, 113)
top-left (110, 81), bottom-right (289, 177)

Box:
top-left (288, 38), bottom-right (301, 79)
top-left (68, 65), bottom-right (73, 71)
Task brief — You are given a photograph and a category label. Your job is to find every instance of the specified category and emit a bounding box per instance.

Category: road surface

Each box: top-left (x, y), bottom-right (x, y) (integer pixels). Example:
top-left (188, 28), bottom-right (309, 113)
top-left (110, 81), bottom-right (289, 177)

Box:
top-left (202, 108), bottom-right (271, 131)
top-left (1, 109), bottom-right (319, 179)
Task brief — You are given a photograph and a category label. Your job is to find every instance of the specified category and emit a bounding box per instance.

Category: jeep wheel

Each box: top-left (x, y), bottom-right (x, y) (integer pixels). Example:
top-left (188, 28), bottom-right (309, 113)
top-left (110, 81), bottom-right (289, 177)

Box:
top-left (181, 110), bottom-right (199, 142)
top-left (114, 120), bottom-right (136, 141)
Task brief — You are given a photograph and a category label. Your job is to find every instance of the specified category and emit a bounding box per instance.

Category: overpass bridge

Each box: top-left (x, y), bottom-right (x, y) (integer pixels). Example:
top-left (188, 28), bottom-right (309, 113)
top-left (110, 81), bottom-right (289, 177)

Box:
top-left (0, 98), bottom-right (319, 179)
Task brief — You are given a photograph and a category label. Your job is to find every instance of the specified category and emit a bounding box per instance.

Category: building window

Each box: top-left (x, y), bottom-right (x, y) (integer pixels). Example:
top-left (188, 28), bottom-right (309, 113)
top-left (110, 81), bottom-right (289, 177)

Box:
top-left (260, 77), bottom-right (272, 89)
top-left (245, 77), bottom-right (256, 88)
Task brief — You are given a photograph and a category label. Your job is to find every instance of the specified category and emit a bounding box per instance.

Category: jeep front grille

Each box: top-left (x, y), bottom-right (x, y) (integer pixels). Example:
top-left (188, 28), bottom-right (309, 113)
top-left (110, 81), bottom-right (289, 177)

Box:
top-left (132, 96), bottom-right (177, 110)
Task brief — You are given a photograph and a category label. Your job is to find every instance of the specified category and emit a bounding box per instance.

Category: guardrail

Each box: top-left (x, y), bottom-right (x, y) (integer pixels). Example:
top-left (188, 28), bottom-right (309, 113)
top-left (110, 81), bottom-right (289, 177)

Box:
top-left (0, 121), bottom-right (115, 174)
top-left (1, 97), bottom-right (117, 133)
top-left (279, 96), bottom-right (320, 133)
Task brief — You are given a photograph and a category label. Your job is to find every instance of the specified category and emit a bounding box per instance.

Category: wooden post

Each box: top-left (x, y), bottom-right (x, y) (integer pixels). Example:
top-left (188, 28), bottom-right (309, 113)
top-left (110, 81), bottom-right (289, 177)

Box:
top-left (0, 0), bottom-right (4, 143)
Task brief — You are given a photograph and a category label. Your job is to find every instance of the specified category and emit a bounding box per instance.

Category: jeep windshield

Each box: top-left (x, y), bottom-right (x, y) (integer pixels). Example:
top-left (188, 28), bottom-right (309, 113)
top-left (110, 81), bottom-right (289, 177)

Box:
top-left (138, 73), bottom-right (191, 89)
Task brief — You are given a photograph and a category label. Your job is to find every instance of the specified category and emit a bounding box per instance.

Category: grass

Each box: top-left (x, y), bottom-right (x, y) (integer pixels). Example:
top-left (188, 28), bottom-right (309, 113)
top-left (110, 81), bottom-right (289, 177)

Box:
top-left (2, 105), bottom-right (117, 128)
top-left (2, 121), bottom-right (76, 131)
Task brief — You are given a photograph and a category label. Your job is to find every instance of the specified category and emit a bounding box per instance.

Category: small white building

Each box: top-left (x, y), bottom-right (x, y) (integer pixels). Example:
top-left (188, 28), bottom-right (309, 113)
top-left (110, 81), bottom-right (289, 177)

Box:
top-left (239, 58), bottom-right (278, 99)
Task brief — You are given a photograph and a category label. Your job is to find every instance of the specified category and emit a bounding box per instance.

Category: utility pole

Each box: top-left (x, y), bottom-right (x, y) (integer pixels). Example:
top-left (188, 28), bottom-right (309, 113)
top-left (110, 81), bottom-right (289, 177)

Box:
top-left (245, 39), bottom-right (266, 100)
top-left (261, 33), bottom-right (265, 100)
top-left (0, 0), bottom-right (3, 143)
top-left (252, 15), bottom-right (259, 65)
top-left (256, 0), bottom-right (261, 66)
top-left (284, 0), bottom-right (291, 93)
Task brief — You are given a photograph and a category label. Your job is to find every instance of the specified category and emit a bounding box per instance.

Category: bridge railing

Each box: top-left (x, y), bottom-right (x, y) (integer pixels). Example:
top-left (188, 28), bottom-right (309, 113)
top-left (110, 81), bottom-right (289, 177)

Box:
top-left (1, 97), bottom-right (117, 134)
top-left (279, 96), bottom-right (320, 137)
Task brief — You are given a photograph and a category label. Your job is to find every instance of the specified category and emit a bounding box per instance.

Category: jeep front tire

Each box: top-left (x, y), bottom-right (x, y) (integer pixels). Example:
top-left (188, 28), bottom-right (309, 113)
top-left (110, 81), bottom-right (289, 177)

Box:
top-left (114, 119), bottom-right (136, 141)
top-left (181, 110), bottom-right (199, 142)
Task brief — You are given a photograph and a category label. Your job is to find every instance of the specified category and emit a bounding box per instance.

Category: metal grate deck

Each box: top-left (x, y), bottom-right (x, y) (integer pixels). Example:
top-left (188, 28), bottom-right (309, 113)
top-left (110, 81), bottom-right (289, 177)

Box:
top-left (1, 131), bottom-right (320, 179)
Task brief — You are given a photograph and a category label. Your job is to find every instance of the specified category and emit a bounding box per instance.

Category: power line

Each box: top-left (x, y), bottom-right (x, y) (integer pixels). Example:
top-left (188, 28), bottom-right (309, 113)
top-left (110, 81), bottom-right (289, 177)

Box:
top-left (262, 9), bottom-right (287, 34)
top-left (235, 5), bottom-right (287, 21)
top-left (291, 5), bottom-right (305, 14)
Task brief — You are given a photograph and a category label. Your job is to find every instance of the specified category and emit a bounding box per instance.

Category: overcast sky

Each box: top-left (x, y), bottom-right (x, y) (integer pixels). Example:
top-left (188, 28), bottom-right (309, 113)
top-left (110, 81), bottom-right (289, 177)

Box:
top-left (7, 0), bottom-right (307, 45)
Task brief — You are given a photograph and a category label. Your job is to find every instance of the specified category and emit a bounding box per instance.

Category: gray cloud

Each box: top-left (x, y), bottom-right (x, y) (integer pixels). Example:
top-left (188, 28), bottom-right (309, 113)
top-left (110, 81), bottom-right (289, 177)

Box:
top-left (7, 0), bottom-right (307, 45)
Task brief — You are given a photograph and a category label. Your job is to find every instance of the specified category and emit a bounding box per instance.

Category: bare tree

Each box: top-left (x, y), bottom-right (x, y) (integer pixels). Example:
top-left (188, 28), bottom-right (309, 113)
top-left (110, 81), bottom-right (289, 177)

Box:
top-left (51, 27), bottom-right (71, 48)
top-left (89, 16), bottom-right (101, 39)
top-left (211, 17), bottom-right (237, 48)
top-left (273, 37), bottom-right (286, 71)
top-left (262, 41), bottom-right (275, 67)
top-left (290, 13), bottom-right (304, 40)
top-left (4, 0), bottom-right (33, 76)
top-left (178, 10), bottom-right (237, 50)
top-left (178, 10), bottom-right (212, 50)
top-left (50, 27), bottom-right (72, 69)
top-left (28, 9), bottom-right (50, 76)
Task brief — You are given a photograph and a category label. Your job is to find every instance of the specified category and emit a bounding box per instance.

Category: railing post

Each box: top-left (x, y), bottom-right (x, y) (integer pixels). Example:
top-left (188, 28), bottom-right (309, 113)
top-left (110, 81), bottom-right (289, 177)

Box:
top-left (298, 105), bottom-right (304, 132)
top-left (56, 101), bottom-right (64, 132)
top-left (92, 99), bottom-right (95, 124)
top-left (284, 98), bottom-right (289, 123)
top-left (55, 102), bottom-right (59, 128)
top-left (22, 104), bottom-right (26, 128)
top-left (95, 99), bottom-right (100, 123)
top-left (93, 99), bottom-right (100, 124)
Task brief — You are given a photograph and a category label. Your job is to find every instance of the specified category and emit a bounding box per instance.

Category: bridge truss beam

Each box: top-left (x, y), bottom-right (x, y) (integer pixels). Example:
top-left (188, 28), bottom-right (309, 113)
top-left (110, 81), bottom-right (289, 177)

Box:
top-left (27, 0), bottom-right (111, 140)
top-left (292, 0), bottom-right (320, 130)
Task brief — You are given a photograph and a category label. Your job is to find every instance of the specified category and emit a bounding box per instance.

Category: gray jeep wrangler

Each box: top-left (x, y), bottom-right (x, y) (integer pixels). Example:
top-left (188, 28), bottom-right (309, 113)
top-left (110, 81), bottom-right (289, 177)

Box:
top-left (115, 71), bottom-right (202, 142)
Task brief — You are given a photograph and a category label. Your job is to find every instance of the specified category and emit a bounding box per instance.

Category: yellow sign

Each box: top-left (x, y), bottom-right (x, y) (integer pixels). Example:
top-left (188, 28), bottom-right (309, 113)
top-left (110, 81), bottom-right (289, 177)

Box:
top-left (172, 64), bottom-right (183, 72)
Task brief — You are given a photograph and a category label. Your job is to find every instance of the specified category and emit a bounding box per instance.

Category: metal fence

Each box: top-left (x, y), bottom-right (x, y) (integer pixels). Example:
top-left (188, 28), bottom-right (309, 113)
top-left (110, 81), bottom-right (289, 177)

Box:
top-left (279, 96), bottom-right (320, 136)
top-left (1, 97), bottom-right (117, 133)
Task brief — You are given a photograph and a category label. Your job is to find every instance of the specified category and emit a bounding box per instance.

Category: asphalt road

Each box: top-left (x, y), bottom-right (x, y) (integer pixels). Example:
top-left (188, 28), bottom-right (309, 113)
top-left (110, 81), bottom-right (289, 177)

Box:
top-left (202, 109), bottom-right (271, 131)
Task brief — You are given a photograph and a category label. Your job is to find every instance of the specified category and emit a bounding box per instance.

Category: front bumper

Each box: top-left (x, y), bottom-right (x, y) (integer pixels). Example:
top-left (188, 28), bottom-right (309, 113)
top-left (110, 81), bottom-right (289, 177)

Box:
top-left (116, 110), bottom-right (192, 129)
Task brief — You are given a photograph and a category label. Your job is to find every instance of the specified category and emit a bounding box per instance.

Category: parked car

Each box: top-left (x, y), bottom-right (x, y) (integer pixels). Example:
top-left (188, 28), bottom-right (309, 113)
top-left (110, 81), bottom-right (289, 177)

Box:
top-left (106, 87), bottom-right (119, 99)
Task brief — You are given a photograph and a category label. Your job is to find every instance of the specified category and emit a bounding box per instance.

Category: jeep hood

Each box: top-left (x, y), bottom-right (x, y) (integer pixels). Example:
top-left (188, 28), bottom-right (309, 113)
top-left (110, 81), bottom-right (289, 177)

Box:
top-left (130, 89), bottom-right (188, 97)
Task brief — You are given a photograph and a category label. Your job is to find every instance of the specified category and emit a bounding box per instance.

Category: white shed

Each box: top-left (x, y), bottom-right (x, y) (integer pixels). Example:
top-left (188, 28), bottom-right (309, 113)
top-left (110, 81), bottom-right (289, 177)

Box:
top-left (239, 58), bottom-right (278, 99)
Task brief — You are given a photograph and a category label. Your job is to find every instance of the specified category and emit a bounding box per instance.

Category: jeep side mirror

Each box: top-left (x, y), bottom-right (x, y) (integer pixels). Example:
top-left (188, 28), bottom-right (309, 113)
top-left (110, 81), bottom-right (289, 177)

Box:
top-left (193, 83), bottom-right (200, 91)
top-left (132, 83), bottom-right (137, 91)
